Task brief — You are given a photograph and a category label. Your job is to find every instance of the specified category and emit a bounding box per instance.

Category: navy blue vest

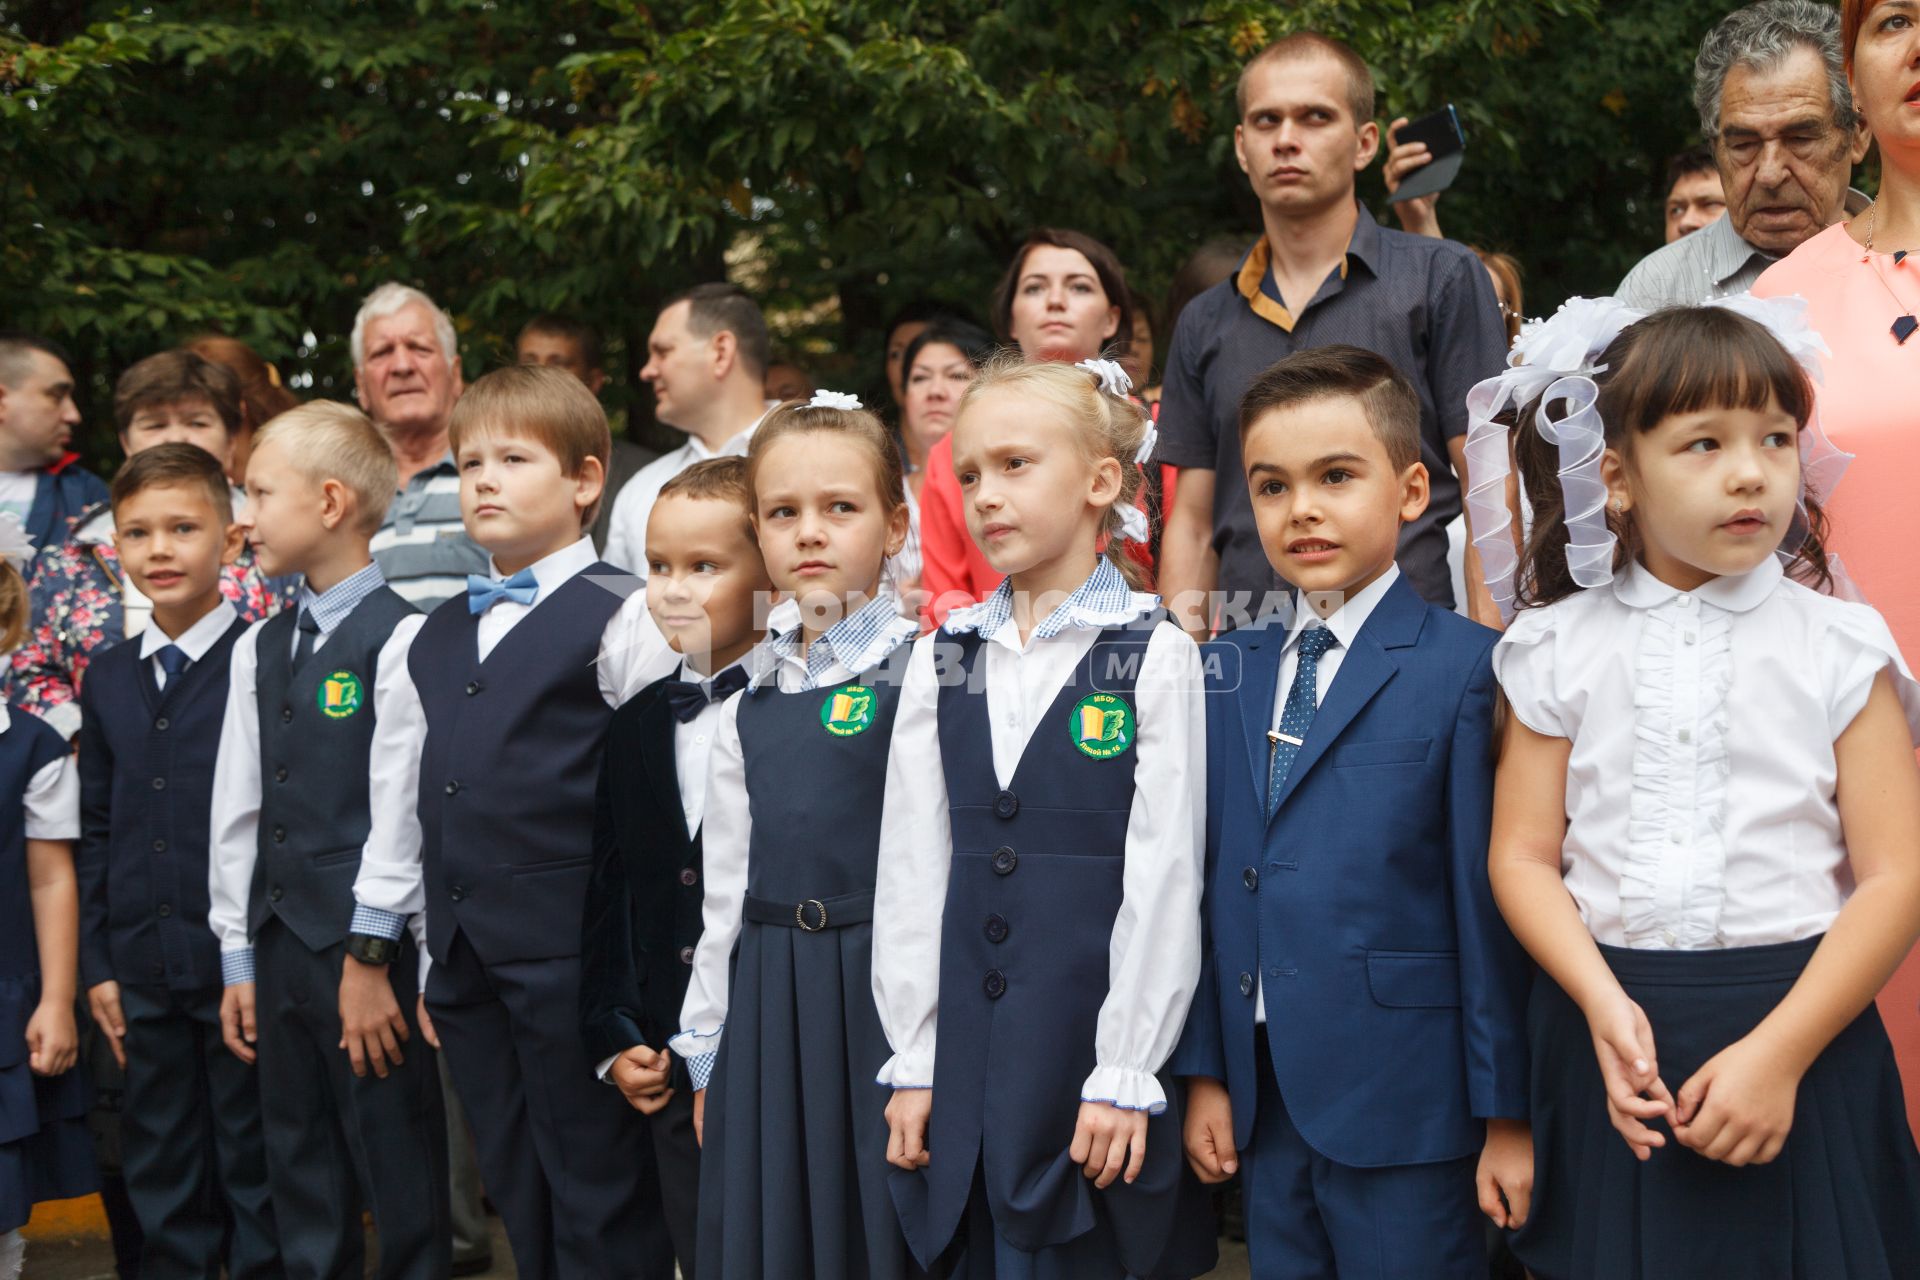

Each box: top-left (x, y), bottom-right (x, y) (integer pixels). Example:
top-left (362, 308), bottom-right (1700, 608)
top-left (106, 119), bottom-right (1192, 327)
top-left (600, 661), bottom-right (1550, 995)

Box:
top-left (916, 621), bottom-right (1181, 1259)
top-left (0, 708), bottom-right (76, 1099)
top-left (77, 617), bottom-right (245, 991)
top-left (250, 588), bottom-right (417, 951)
top-left (411, 565), bottom-right (624, 965)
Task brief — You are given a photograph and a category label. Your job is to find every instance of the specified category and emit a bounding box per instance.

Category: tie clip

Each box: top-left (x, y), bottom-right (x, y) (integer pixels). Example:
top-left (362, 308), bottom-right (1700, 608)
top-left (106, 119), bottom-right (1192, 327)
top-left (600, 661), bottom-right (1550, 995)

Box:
top-left (1267, 730), bottom-right (1303, 746)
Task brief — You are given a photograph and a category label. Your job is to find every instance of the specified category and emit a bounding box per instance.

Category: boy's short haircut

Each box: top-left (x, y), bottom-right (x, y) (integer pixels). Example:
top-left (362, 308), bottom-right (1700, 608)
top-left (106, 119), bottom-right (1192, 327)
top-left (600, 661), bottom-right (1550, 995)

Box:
top-left (254, 401), bottom-right (399, 535)
top-left (448, 364), bottom-right (613, 530)
top-left (1237, 30), bottom-right (1376, 124)
top-left (113, 350), bottom-right (245, 436)
top-left (656, 456), bottom-right (754, 540)
top-left (1238, 345), bottom-right (1421, 473)
top-left (110, 441), bottom-right (234, 524)
top-left (517, 313), bottom-right (603, 370)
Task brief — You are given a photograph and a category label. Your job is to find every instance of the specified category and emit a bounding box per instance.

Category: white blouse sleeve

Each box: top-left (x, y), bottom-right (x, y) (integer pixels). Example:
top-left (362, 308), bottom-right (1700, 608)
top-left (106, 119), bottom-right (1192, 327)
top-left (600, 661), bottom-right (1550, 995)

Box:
top-left (23, 753), bottom-right (79, 840)
top-left (1082, 621), bottom-right (1206, 1115)
top-left (207, 622), bottom-right (266, 982)
top-left (1822, 602), bottom-right (1920, 743)
top-left (1491, 605), bottom-right (1568, 738)
top-left (871, 635), bottom-right (950, 1089)
top-left (669, 691), bottom-right (750, 1090)
top-left (595, 585), bottom-right (678, 708)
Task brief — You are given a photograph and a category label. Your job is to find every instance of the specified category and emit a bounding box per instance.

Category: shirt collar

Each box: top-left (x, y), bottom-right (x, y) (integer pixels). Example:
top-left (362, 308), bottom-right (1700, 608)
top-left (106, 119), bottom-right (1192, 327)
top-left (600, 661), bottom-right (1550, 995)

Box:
top-left (139, 599), bottom-right (239, 663)
top-left (298, 561), bottom-right (388, 635)
top-left (682, 409), bottom-right (771, 464)
top-left (943, 558), bottom-right (1158, 647)
top-left (1611, 555), bottom-right (1783, 614)
top-left (1703, 211), bottom-right (1776, 286)
top-left (1234, 203), bottom-right (1376, 334)
top-left (487, 537), bottom-right (595, 596)
top-left (1283, 564), bottom-right (1400, 654)
top-left (755, 592), bottom-right (914, 690)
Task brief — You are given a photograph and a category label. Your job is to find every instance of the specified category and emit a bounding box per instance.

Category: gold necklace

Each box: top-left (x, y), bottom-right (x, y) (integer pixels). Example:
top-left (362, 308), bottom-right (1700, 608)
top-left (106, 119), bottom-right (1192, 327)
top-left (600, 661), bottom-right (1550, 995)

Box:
top-left (1861, 202), bottom-right (1919, 344)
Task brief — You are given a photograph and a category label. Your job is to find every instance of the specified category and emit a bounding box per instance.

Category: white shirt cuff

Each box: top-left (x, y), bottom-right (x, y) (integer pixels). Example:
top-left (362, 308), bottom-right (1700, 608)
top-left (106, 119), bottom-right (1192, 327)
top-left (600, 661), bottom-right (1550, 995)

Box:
top-left (1079, 1065), bottom-right (1168, 1115)
top-left (874, 1051), bottom-right (934, 1090)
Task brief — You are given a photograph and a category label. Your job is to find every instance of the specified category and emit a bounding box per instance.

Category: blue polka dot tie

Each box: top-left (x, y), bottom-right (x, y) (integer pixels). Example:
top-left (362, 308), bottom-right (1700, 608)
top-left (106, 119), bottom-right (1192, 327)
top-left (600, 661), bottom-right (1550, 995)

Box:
top-left (1267, 626), bottom-right (1338, 817)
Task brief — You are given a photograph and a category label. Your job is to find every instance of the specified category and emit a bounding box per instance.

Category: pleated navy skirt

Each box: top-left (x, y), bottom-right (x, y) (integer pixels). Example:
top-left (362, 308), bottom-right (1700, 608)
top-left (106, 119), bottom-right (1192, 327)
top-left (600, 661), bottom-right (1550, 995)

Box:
top-left (1513, 935), bottom-right (1920, 1280)
top-left (0, 979), bottom-right (97, 1234)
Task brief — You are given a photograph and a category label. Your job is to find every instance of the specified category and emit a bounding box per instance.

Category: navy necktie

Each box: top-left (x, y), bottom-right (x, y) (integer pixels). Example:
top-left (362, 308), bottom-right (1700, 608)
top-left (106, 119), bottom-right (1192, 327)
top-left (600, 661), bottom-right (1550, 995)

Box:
top-left (292, 609), bottom-right (321, 667)
top-left (1267, 626), bottom-right (1338, 816)
top-left (154, 644), bottom-right (190, 683)
top-left (663, 664), bottom-right (750, 723)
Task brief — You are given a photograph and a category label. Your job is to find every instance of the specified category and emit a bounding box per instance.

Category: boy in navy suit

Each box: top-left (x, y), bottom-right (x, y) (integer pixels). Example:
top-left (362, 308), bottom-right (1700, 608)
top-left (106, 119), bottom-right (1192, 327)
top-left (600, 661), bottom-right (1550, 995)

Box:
top-left (579, 456), bottom-right (770, 1276)
top-left (78, 444), bottom-right (278, 1277)
top-left (1171, 346), bottom-right (1532, 1277)
top-left (344, 365), bottom-right (676, 1280)
top-left (207, 403), bottom-right (449, 1280)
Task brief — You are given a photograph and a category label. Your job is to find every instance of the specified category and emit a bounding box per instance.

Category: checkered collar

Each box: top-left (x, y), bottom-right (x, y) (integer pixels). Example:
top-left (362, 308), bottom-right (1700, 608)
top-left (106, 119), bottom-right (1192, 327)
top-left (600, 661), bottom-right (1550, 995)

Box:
top-left (753, 591), bottom-right (916, 691)
top-left (297, 561), bottom-right (388, 636)
top-left (943, 559), bottom-right (1158, 646)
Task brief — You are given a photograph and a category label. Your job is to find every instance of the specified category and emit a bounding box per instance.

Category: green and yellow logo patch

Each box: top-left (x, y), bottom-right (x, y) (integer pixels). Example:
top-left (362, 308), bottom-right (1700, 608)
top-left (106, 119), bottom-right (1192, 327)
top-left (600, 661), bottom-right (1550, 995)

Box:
top-left (1070, 692), bottom-right (1135, 759)
top-left (318, 669), bottom-right (365, 720)
top-left (820, 684), bottom-right (877, 737)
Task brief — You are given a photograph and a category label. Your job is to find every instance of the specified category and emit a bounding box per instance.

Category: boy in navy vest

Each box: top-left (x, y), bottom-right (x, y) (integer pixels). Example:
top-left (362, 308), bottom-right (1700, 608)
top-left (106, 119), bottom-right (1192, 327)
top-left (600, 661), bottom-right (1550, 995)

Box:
top-left (578, 455), bottom-right (770, 1276)
top-left (207, 403), bottom-right (450, 1280)
top-left (1171, 347), bottom-right (1532, 1278)
top-left (346, 365), bottom-right (677, 1280)
top-left (77, 444), bottom-right (277, 1277)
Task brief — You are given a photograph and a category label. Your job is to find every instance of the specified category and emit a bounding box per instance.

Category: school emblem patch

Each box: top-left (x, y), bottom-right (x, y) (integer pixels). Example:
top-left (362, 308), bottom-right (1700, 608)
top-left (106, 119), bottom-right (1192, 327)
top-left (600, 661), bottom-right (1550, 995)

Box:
top-left (1070, 692), bottom-right (1135, 759)
top-left (318, 670), bottom-right (365, 720)
top-left (820, 684), bottom-right (877, 737)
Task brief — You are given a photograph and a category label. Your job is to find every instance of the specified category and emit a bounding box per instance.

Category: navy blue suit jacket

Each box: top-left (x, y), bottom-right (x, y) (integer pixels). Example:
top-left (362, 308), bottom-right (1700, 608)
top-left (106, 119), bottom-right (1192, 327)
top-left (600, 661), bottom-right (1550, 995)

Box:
top-left (1170, 573), bottom-right (1530, 1168)
top-left (26, 460), bottom-right (107, 552)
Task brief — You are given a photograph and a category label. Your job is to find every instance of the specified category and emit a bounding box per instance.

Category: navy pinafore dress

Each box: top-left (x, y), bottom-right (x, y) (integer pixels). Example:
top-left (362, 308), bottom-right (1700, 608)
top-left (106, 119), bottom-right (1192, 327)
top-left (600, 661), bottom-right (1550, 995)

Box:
top-left (0, 708), bottom-right (96, 1233)
top-left (890, 622), bottom-right (1215, 1279)
top-left (697, 647), bottom-right (923, 1280)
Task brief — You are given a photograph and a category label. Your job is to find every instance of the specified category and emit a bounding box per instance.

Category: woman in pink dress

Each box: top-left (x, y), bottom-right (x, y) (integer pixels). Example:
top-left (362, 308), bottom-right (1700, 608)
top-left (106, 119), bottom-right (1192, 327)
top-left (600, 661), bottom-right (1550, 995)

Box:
top-left (1753, 0), bottom-right (1920, 1137)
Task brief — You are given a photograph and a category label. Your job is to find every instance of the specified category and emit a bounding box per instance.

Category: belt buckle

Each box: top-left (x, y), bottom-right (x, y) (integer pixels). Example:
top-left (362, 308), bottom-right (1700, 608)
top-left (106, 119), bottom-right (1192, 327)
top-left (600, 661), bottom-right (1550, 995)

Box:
top-left (794, 898), bottom-right (829, 932)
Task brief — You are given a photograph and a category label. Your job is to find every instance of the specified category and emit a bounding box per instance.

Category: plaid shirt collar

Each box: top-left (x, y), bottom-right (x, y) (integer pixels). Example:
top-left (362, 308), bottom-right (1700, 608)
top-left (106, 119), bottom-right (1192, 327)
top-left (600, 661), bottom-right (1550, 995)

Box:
top-left (943, 559), bottom-right (1157, 646)
top-left (298, 561), bottom-right (388, 636)
top-left (754, 592), bottom-right (915, 691)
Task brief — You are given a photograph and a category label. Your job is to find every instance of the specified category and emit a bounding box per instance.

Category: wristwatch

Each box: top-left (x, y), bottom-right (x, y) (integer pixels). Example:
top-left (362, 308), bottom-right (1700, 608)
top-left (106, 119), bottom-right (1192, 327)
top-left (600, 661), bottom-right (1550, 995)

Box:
top-left (345, 932), bottom-right (400, 966)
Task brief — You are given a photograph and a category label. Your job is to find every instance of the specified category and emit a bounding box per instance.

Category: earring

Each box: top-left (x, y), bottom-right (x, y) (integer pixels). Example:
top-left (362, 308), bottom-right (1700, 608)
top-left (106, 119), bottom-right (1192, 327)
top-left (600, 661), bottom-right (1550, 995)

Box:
top-left (1610, 498), bottom-right (1625, 514)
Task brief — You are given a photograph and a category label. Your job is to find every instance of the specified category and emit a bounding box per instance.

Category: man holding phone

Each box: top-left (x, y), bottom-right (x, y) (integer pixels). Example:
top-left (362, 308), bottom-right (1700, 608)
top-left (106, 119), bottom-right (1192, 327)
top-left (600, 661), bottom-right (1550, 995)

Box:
top-left (1156, 31), bottom-right (1507, 633)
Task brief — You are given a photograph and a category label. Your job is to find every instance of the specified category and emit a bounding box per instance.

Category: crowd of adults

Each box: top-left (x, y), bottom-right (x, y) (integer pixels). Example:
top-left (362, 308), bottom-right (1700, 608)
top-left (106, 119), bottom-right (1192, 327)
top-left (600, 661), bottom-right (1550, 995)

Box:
top-left (1, 0), bottom-right (1918, 1263)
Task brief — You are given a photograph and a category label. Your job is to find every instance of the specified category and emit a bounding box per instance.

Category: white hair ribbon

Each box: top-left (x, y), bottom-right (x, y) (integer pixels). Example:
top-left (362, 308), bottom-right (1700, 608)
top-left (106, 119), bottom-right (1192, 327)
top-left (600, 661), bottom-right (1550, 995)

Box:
top-left (1076, 357), bottom-right (1133, 400)
top-left (1134, 420), bottom-right (1159, 466)
top-left (0, 513), bottom-right (35, 569)
top-left (1115, 502), bottom-right (1150, 545)
top-left (808, 390), bottom-right (862, 411)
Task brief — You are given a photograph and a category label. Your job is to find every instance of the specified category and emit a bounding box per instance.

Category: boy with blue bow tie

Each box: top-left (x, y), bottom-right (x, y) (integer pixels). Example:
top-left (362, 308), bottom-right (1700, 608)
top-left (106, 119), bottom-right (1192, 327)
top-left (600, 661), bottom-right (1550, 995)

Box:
top-left (1171, 347), bottom-right (1532, 1278)
top-left (343, 365), bottom-right (680, 1280)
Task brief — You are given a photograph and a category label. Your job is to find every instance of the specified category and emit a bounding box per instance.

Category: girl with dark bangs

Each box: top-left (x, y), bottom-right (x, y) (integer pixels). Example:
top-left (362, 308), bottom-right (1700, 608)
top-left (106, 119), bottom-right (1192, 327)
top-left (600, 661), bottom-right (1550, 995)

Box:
top-left (1472, 300), bottom-right (1920, 1277)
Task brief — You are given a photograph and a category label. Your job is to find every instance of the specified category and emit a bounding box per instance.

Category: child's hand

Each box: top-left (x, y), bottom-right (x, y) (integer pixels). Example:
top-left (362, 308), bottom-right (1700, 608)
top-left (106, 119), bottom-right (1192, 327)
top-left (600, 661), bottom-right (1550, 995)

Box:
top-left (337, 955), bottom-right (409, 1079)
top-left (88, 980), bottom-right (127, 1070)
top-left (25, 998), bottom-right (78, 1076)
top-left (610, 1045), bottom-right (674, 1115)
top-left (1070, 1100), bottom-right (1149, 1190)
top-left (1476, 1118), bottom-right (1533, 1229)
top-left (416, 995), bottom-right (439, 1050)
top-left (884, 1088), bottom-right (934, 1170)
top-left (1181, 1076), bottom-right (1239, 1184)
top-left (1586, 993), bottom-right (1673, 1160)
top-left (693, 1088), bottom-right (706, 1148)
top-left (220, 982), bottom-right (258, 1065)
top-left (1672, 1034), bottom-right (1800, 1166)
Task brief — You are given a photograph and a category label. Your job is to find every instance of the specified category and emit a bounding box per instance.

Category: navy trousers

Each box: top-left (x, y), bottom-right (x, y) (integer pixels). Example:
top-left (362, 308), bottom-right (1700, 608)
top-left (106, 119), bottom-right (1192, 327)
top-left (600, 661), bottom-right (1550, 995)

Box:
top-left (1244, 1036), bottom-right (1483, 1279)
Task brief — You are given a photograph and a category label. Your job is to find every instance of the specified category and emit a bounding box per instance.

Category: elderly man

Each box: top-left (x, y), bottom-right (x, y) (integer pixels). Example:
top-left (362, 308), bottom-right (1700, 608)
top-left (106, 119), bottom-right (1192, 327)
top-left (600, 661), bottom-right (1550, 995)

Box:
top-left (1618, 0), bottom-right (1870, 307)
top-left (352, 283), bottom-right (488, 611)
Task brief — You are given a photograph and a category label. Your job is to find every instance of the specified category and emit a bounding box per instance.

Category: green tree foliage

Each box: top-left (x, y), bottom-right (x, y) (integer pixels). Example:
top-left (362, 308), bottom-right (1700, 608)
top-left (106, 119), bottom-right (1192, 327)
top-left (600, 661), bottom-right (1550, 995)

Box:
top-left (3, 0), bottom-right (1745, 461)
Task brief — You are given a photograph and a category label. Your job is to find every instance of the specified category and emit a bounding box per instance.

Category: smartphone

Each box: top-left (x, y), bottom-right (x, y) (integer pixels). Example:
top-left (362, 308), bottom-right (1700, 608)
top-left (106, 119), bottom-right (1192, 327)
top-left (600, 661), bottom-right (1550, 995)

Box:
top-left (1390, 105), bottom-right (1465, 204)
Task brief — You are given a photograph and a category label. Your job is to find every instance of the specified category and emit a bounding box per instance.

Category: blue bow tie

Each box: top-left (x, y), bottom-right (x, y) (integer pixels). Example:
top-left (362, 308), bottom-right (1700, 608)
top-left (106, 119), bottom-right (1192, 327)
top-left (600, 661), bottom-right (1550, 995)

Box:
top-left (466, 568), bottom-right (540, 615)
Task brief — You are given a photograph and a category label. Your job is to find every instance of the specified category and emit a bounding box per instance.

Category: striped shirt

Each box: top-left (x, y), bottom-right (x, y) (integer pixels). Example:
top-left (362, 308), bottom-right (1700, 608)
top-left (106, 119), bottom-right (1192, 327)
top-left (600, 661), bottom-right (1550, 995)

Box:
top-left (1616, 188), bottom-right (1872, 309)
top-left (370, 452), bottom-right (487, 612)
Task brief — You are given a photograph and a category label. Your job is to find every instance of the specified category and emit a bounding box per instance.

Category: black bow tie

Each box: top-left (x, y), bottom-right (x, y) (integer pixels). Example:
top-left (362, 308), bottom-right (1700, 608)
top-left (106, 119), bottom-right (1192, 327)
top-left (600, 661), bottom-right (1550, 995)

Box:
top-left (663, 664), bottom-right (750, 723)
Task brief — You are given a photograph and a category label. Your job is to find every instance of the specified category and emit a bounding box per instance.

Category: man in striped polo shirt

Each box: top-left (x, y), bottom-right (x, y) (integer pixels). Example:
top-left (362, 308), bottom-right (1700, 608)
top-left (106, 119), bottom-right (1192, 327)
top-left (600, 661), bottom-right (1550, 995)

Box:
top-left (353, 283), bottom-right (489, 612)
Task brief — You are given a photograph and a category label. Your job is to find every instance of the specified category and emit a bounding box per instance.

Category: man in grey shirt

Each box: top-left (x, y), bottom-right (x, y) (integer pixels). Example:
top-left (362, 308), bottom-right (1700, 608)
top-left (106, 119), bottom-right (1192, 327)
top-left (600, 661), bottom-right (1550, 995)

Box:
top-left (1617, 0), bottom-right (1869, 308)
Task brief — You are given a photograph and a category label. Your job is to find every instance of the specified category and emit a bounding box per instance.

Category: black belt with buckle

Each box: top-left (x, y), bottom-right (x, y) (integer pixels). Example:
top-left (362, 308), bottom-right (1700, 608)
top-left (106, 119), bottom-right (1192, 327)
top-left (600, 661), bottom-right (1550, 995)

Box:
top-left (742, 890), bottom-right (875, 933)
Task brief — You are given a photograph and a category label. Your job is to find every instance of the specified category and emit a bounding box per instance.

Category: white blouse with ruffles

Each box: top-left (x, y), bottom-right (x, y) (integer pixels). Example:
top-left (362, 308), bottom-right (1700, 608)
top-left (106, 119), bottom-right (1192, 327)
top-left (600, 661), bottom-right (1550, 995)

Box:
top-left (1493, 557), bottom-right (1920, 950)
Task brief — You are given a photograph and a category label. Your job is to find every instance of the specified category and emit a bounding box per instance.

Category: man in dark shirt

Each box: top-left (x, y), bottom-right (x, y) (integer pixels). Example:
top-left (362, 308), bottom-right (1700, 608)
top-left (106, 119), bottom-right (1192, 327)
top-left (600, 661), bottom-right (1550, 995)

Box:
top-left (1157, 31), bottom-right (1506, 633)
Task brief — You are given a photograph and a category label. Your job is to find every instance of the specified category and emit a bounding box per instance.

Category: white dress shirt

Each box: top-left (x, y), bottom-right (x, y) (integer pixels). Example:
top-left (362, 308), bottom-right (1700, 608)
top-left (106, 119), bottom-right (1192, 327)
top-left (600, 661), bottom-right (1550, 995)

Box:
top-left (1256, 565), bottom-right (1400, 1022)
top-left (672, 653), bottom-right (759, 839)
top-left (669, 595), bottom-right (919, 1090)
top-left (140, 600), bottom-right (239, 691)
top-left (207, 580), bottom-right (425, 983)
top-left (0, 703), bottom-right (80, 839)
top-left (601, 413), bottom-right (769, 574)
top-left (350, 538), bottom-right (677, 980)
top-left (1494, 557), bottom-right (1920, 949)
top-left (870, 567), bottom-right (1207, 1113)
